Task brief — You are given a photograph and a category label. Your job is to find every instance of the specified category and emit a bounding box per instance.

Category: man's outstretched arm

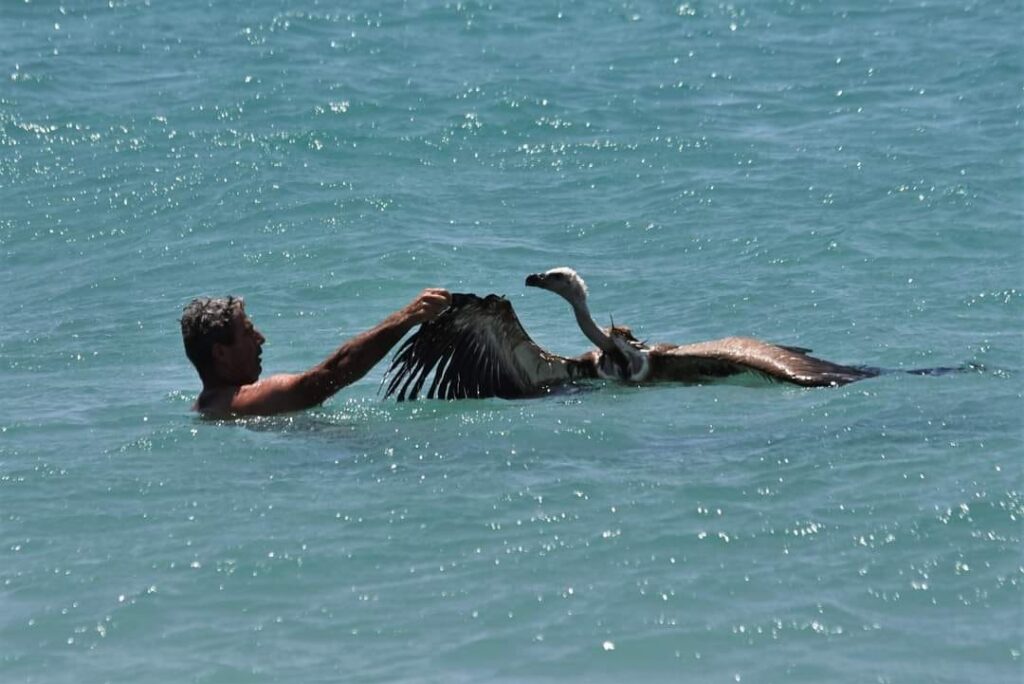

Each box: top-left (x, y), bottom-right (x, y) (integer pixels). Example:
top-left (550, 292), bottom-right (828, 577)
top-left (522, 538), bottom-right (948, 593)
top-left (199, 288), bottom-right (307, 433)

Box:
top-left (226, 288), bottom-right (450, 416)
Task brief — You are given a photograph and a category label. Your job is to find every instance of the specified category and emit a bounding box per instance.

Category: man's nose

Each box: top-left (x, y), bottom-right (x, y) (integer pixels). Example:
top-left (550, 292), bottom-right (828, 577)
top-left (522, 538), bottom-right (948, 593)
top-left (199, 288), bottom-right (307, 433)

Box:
top-left (256, 329), bottom-right (266, 344)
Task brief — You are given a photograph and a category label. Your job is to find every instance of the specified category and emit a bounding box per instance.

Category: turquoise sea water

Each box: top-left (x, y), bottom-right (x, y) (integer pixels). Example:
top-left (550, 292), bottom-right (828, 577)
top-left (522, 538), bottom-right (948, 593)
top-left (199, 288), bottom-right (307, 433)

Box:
top-left (2, 1), bottom-right (1021, 682)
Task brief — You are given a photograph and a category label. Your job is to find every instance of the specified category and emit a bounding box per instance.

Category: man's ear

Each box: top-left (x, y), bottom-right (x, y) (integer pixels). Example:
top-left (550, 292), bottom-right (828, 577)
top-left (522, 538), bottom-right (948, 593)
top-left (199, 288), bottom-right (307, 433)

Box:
top-left (211, 342), bottom-right (228, 364)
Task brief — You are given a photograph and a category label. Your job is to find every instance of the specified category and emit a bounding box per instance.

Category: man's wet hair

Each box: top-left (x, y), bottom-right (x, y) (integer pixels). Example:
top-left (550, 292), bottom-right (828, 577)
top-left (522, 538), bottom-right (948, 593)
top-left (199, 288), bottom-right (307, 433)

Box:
top-left (181, 296), bottom-right (245, 378)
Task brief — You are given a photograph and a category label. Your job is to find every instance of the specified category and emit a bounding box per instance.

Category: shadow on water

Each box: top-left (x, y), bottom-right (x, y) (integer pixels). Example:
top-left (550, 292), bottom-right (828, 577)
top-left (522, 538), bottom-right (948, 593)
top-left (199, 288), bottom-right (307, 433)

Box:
top-left (865, 361), bottom-right (1002, 378)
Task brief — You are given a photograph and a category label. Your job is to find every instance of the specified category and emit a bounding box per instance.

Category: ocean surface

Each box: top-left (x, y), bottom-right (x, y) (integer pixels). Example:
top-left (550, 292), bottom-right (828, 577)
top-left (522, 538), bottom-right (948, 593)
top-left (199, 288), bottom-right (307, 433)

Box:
top-left (1, 1), bottom-right (1021, 682)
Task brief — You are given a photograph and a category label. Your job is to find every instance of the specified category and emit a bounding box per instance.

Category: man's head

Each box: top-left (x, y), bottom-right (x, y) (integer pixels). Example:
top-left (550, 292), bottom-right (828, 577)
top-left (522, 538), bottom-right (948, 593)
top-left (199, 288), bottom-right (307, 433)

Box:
top-left (181, 296), bottom-right (264, 385)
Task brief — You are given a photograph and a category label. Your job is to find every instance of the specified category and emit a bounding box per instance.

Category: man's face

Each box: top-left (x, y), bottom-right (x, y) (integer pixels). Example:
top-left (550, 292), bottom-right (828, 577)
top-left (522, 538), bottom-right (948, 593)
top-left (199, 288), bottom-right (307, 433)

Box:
top-left (212, 309), bottom-right (265, 385)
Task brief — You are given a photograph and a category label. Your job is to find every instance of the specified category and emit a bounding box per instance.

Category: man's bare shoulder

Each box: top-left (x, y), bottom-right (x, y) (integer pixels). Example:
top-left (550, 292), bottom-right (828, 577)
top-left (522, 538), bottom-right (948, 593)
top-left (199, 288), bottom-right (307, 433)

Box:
top-left (195, 374), bottom-right (305, 418)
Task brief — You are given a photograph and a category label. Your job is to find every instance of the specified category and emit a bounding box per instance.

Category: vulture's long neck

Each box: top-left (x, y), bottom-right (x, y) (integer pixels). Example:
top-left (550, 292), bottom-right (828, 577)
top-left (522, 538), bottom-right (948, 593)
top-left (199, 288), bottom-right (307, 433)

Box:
top-left (567, 294), bottom-right (615, 353)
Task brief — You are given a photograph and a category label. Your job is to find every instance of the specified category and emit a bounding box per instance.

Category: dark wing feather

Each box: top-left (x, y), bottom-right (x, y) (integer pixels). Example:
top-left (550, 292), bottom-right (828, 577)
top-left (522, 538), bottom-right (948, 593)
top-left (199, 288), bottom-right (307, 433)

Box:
top-left (649, 337), bottom-right (876, 387)
top-left (383, 293), bottom-right (585, 400)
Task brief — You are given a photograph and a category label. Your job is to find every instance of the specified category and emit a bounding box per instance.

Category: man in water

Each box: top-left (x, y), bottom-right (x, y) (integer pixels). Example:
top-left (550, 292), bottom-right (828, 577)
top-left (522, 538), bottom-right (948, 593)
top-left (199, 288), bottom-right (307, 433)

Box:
top-left (180, 288), bottom-right (451, 417)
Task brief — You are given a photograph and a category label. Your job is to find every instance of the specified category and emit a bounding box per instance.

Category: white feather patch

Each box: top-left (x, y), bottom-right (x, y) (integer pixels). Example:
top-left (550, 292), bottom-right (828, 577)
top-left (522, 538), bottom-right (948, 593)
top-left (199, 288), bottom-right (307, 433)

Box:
top-left (545, 266), bottom-right (588, 296)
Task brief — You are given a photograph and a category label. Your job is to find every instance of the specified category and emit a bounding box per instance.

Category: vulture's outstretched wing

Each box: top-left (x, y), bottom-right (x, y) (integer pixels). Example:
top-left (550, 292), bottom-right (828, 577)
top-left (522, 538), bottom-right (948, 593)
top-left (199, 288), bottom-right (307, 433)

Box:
top-left (383, 293), bottom-right (593, 400)
top-left (648, 337), bottom-right (877, 387)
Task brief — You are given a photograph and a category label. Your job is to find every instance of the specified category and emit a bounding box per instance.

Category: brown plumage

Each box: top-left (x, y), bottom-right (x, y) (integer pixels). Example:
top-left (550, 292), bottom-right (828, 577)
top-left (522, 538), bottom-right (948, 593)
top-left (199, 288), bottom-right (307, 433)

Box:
top-left (383, 293), bottom-right (600, 400)
top-left (642, 336), bottom-right (875, 387)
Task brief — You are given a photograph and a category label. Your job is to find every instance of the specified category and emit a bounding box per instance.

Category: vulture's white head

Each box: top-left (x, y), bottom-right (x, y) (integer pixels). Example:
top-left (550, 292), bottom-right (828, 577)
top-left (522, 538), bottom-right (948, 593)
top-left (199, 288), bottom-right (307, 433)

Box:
top-left (524, 267), bottom-right (589, 307)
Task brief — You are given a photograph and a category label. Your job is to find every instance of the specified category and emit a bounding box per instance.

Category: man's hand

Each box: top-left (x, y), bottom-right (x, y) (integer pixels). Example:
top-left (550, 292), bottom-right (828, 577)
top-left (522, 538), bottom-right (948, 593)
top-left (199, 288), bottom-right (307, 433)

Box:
top-left (402, 288), bottom-right (451, 325)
